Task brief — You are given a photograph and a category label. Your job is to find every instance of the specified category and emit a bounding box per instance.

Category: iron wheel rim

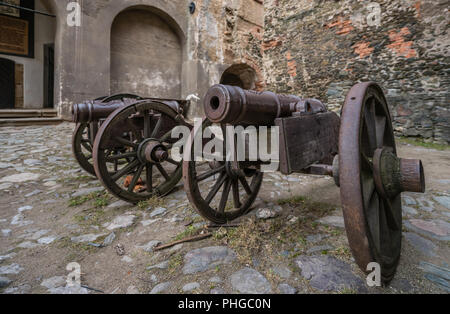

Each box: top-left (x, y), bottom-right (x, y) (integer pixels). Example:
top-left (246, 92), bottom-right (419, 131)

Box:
top-left (72, 123), bottom-right (96, 176)
top-left (340, 82), bottom-right (402, 283)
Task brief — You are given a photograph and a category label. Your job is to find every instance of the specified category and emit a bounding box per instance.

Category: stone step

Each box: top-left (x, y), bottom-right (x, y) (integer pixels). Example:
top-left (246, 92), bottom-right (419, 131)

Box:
top-left (0, 109), bottom-right (58, 119)
top-left (0, 117), bottom-right (63, 127)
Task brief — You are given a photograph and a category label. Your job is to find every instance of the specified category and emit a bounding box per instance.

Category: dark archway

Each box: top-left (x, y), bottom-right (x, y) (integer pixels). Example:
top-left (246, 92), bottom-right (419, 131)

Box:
top-left (220, 64), bottom-right (257, 90)
top-left (0, 58), bottom-right (15, 109)
top-left (110, 7), bottom-right (183, 98)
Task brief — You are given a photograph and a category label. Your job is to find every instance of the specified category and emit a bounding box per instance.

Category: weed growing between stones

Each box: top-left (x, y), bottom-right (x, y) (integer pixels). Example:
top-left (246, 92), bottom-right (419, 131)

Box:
top-left (212, 197), bottom-right (340, 265)
top-left (277, 195), bottom-right (307, 206)
top-left (174, 225), bottom-right (203, 241)
top-left (69, 191), bottom-right (108, 207)
top-left (137, 196), bottom-right (165, 210)
top-left (168, 254), bottom-right (183, 273)
top-left (398, 137), bottom-right (449, 151)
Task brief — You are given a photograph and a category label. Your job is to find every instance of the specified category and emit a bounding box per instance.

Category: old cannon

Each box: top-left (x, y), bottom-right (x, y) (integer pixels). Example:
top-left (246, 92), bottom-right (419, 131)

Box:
top-left (72, 93), bottom-right (141, 176)
top-left (71, 94), bottom-right (192, 203)
top-left (182, 82), bottom-right (426, 282)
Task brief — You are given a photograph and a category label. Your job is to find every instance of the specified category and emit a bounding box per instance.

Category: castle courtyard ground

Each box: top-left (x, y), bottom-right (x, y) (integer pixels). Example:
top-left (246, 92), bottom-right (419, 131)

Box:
top-left (0, 123), bottom-right (449, 294)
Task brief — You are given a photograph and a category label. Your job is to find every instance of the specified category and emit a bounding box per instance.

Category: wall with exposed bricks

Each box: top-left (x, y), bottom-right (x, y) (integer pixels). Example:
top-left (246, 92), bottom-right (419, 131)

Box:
top-left (263, 0), bottom-right (449, 144)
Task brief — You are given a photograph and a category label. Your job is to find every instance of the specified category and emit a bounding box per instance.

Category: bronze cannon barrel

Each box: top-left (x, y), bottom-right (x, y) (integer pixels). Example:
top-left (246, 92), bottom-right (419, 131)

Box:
top-left (72, 100), bottom-right (124, 123)
top-left (203, 84), bottom-right (304, 125)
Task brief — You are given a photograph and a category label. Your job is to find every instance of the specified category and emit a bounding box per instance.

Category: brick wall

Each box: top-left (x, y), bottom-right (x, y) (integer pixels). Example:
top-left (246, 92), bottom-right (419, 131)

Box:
top-left (263, 0), bottom-right (449, 144)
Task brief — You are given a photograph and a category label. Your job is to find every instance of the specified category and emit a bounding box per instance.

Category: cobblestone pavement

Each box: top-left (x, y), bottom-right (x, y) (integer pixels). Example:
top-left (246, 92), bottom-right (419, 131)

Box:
top-left (0, 123), bottom-right (449, 294)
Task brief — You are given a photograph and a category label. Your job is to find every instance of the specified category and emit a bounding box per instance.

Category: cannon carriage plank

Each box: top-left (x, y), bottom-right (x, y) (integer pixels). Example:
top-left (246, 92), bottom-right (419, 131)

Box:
top-left (276, 112), bottom-right (340, 175)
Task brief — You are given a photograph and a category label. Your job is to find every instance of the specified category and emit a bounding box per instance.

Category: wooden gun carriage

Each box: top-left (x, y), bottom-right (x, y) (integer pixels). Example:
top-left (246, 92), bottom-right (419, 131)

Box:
top-left (71, 93), bottom-right (192, 203)
top-left (71, 82), bottom-right (425, 283)
top-left (181, 82), bottom-right (426, 283)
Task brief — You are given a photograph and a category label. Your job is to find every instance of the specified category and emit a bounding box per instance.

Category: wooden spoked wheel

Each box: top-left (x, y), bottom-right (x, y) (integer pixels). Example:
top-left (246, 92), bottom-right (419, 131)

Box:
top-left (339, 82), bottom-right (402, 283)
top-left (183, 120), bottom-right (264, 224)
top-left (93, 101), bottom-right (189, 203)
top-left (101, 94), bottom-right (140, 103)
top-left (72, 123), bottom-right (96, 176)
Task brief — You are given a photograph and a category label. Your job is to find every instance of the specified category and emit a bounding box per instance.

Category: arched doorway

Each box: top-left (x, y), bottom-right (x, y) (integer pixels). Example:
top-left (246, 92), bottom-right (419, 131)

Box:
top-left (220, 64), bottom-right (257, 90)
top-left (110, 8), bottom-right (182, 98)
top-left (0, 58), bottom-right (15, 109)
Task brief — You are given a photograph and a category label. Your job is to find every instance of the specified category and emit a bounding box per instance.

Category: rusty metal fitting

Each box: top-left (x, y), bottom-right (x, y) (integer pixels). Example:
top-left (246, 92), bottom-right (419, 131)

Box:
top-left (400, 158), bottom-right (425, 194)
top-left (292, 99), bottom-right (327, 116)
top-left (373, 148), bottom-right (425, 198)
top-left (142, 140), bottom-right (169, 163)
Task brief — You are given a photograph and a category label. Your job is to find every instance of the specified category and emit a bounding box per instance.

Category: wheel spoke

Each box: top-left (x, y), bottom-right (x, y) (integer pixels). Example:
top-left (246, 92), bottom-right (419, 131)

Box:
top-left (375, 115), bottom-right (386, 149)
top-left (156, 164), bottom-right (170, 181)
top-left (81, 141), bottom-right (92, 152)
top-left (361, 170), bottom-right (375, 209)
top-left (128, 164), bottom-right (144, 192)
top-left (218, 179), bottom-right (232, 214)
top-left (143, 110), bottom-right (151, 138)
top-left (379, 199), bottom-right (392, 255)
top-left (115, 137), bottom-right (138, 149)
top-left (111, 159), bottom-right (140, 181)
top-left (239, 177), bottom-right (252, 195)
top-left (146, 164), bottom-right (153, 193)
top-left (205, 173), bottom-right (227, 204)
top-left (196, 166), bottom-right (225, 182)
top-left (106, 152), bottom-right (137, 162)
top-left (126, 119), bottom-right (142, 142)
top-left (160, 130), bottom-right (173, 143)
top-left (166, 158), bottom-right (181, 166)
top-left (364, 98), bottom-right (378, 154)
top-left (232, 179), bottom-right (241, 208)
top-left (151, 117), bottom-right (162, 138)
top-left (361, 153), bottom-right (373, 171)
top-left (383, 197), bottom-right (401, 231)
top-left (367, 191), bottom-right (381, 253)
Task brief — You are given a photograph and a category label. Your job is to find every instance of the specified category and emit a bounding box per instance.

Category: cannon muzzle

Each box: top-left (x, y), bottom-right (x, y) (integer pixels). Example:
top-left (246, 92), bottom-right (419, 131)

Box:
top-left (72, 101), bottom-right (123, 124)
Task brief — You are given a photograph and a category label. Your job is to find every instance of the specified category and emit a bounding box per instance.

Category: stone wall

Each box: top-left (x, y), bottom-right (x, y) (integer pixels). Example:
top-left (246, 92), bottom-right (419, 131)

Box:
top-left (263, 0), bottom-right (449, 144)
top-left (185, 0), bottom-right (264, 116)
top-left (45, 0), bottom-right (263, 119)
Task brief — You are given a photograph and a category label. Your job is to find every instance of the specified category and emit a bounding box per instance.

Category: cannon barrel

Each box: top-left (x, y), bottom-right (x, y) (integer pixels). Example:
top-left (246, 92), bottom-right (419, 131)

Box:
top-left (204, 84), bottom-right (328, 126)
top-left (72, 98), bottom-right (188, 124)
top-left (204, 84), bottom-right (301, 125)
top-left (72, 100), bottom-right (123, 123)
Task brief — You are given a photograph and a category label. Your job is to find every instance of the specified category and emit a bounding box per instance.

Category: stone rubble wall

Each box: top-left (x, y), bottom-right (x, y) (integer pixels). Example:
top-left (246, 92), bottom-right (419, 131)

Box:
top-left (263, 0), bottom-right (449, 144)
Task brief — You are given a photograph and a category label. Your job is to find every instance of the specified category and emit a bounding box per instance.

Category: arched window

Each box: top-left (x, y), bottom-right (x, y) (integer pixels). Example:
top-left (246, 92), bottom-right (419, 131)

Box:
top-left (220, 64), bottom-right (257, 90)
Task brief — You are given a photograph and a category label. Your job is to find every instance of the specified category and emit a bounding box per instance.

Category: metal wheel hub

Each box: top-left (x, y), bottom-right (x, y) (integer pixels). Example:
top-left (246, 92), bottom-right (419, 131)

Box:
top-left (137, 139), bottom-right (169, 164)
top-left (373, 148), bottom-right (425, 199)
